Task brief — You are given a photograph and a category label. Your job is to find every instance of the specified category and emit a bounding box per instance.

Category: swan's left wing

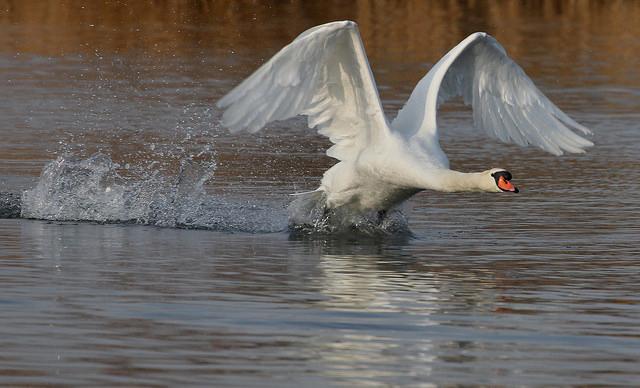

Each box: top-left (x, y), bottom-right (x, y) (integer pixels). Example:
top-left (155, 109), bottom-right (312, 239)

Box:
top-left (392, 32), bottom-right (593, 156)
top-left (216, 21), bottom-right (389, 162)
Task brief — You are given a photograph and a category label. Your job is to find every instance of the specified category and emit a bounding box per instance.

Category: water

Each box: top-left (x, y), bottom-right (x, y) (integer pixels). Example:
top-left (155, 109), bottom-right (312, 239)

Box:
top-left (1, 1), bottom-right (640, 385)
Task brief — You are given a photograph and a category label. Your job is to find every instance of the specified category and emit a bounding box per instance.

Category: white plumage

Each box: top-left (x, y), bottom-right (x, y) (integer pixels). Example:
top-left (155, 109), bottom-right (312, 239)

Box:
top-left (217, 21), bottom-right (592, 213)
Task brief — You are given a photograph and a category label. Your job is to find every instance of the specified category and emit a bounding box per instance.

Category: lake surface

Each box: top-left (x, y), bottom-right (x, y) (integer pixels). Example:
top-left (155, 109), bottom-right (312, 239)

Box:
top-left (1, 1), bottom-right (639, 386)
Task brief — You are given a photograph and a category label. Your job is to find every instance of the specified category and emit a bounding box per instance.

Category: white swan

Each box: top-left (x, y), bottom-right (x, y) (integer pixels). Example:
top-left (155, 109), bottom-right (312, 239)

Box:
top-left (217, 21), bottom-right (592, 214)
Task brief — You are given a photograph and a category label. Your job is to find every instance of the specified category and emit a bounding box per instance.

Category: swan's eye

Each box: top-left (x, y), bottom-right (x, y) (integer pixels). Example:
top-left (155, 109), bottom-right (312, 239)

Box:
top-left (492, 171), bottom-right (512, 181)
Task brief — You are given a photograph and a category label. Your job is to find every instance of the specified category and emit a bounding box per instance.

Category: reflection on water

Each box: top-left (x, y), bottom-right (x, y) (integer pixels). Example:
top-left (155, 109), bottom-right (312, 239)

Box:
top-left (1, 0), bottom-right (640, 386)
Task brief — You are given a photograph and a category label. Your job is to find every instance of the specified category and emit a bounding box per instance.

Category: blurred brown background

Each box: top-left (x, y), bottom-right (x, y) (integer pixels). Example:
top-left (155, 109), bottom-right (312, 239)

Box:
top-left (1, 0), bottom-right (638, 83)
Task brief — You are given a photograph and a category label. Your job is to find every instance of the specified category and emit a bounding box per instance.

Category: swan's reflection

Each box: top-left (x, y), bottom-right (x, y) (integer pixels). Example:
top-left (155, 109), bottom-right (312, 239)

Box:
top-left (284, 234), bottom-right (502, 382)
top-left (308, 249), bottom-right (442, 382)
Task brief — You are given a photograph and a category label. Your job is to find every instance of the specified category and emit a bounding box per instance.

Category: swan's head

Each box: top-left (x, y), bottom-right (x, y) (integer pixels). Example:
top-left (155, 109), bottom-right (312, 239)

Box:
top-left (488, 168), bottom-right (519, 193)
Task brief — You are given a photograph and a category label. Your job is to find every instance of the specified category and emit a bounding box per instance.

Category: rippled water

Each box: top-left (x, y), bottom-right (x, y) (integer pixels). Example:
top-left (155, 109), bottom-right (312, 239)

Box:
top-left (1, 1), bottom-right (640, 386)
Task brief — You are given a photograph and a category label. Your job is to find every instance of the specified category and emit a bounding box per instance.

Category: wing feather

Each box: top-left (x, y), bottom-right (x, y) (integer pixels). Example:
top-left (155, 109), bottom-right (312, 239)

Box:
top-left (217, 21), bottom-right (389, 161)
top-left (392, 32), bottom-right (593, 156)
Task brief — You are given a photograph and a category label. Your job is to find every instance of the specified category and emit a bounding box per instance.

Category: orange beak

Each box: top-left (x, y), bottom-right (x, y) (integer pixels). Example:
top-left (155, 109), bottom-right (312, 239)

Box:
top-left (498, 175), bottom-right (519, 193)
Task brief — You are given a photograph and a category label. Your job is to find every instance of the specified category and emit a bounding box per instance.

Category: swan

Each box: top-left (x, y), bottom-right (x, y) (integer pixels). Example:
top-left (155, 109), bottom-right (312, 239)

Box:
top-left (217, 21), bottom-right (592, 216)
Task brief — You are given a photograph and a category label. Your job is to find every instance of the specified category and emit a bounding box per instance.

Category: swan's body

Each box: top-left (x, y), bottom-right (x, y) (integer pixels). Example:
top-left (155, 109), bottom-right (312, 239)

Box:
top-left (217, 21), bottom-right (592, 214)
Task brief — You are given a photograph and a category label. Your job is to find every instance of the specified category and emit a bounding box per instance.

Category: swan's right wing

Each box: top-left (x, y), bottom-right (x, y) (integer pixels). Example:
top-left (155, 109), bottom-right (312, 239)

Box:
top-left (392, 32), bottom-right (593, 156)
top-left (217, 21), bottom-right (389, 162)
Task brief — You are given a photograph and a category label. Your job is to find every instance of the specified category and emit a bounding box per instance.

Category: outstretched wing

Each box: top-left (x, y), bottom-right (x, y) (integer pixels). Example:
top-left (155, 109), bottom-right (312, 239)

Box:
top-left (391, 32), bottom-right (593, 156)
top-left (217, 21), bottom-right (389, 161)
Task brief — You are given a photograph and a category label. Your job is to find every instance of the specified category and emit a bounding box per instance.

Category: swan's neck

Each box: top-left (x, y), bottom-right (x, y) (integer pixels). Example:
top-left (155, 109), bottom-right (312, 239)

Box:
top-left (422, 169), bottom-right (494, 193)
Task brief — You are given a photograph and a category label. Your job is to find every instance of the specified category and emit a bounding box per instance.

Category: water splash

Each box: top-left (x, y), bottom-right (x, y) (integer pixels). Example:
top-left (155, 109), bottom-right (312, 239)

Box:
top-left (20, 153), bottom-right (287, 233)
top-left (17, 154), bottom-right (410, 235)
top-left (288, 191), bottom-right (411, 236)
top-left (0, 192), bottom-right (21, 218)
